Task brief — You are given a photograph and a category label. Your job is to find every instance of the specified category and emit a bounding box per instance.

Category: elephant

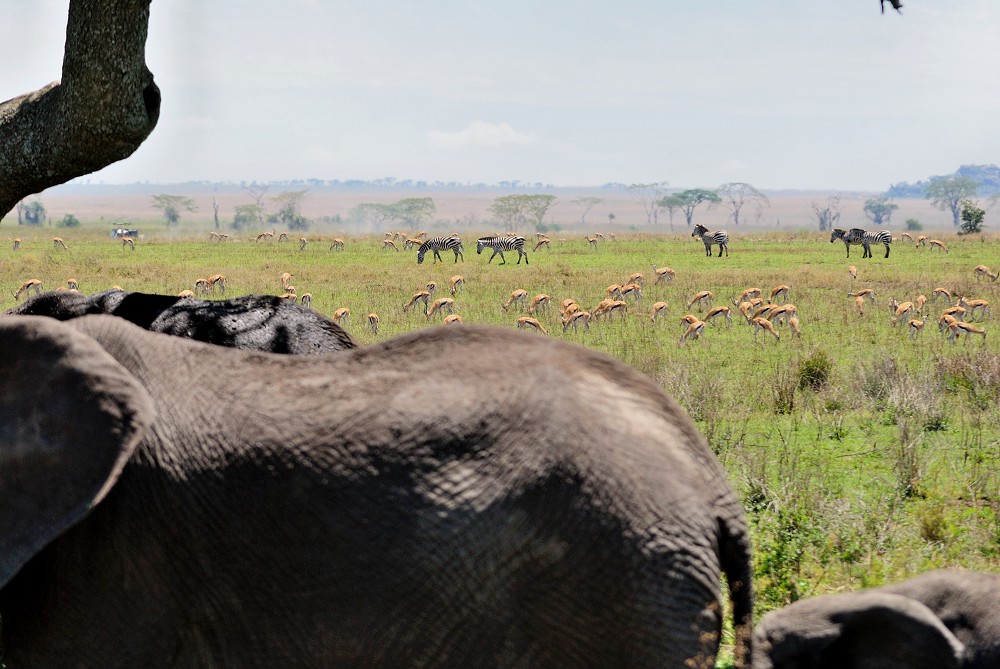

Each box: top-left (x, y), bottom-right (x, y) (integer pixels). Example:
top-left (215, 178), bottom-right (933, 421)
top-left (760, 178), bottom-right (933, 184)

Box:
top-left (753, 569), bottom-right (1000, 668)
top-left (5, 289), bottom-right (355, 354)
top-left (0, 315), bottom-right (752, 668)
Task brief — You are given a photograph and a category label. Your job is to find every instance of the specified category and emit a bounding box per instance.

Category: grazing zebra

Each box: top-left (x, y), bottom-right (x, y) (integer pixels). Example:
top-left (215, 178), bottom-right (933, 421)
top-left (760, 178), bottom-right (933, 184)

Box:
top-left (416, 236), bottom-right (464, 264)
top-left (691, 224), bottom-right (729, 257)
top-left (476, 234), bottom-right (529, 265)
top-left (830, 228), bottom-right (892, 258)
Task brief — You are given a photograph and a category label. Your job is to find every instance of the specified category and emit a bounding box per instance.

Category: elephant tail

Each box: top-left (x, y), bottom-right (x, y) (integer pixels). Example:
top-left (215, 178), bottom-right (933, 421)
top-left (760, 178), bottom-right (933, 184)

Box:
top-left (719, 514), bottom-right (753, 669)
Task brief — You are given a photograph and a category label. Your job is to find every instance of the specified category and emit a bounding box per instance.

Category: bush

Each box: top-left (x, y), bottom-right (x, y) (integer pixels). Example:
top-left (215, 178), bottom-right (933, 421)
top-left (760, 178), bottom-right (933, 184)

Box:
top-left (905, 218), bottom-right (923, 231)
top-left (958, 199), bottom-right (986, 236)
top-left (58, 213), bottom-right (81, 228)
top-left (798, 350), bottom-right (832, 391)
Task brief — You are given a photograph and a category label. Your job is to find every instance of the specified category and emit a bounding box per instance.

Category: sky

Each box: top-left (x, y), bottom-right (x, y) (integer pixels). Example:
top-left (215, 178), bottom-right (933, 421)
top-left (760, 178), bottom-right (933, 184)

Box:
top-left (4, 0), bottom-right (1000, 191)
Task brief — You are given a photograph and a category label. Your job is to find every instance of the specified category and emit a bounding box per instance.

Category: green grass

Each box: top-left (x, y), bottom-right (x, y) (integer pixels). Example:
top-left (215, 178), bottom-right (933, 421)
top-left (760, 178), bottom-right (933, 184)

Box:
top-left (4, 225), bottom-right (999, 663)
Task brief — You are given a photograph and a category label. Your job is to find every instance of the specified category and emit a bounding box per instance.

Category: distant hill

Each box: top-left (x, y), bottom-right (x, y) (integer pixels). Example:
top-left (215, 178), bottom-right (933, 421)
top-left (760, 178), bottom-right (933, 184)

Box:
top-left (886, 164), bottom-right (1000, 198)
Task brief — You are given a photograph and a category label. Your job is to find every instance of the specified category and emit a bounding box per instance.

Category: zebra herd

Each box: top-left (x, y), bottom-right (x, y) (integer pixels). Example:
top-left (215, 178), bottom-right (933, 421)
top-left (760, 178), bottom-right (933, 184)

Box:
top-left (830, 228), bottom-right (893, 258)
top-left (415, 234), bottom-right (530, 265)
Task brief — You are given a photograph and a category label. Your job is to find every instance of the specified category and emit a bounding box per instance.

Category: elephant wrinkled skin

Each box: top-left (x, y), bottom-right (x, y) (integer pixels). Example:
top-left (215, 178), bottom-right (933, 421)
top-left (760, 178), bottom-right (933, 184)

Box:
top-left (0, 315), bottom-right (752, 668)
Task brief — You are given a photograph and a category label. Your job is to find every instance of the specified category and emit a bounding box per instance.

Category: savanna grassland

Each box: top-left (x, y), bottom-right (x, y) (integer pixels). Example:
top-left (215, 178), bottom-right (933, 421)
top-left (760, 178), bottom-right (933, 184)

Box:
top-left (3, 223), bottom-right (999, 663)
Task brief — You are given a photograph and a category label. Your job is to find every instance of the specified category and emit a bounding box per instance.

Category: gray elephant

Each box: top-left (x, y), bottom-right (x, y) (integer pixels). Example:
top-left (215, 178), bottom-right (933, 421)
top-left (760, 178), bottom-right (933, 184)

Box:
top-left (5, 289), bottom-right (356, 354)
top-left (753, 570), bottom-right (1000, 668)
top-left (0, 315), bottom-right (752, 668)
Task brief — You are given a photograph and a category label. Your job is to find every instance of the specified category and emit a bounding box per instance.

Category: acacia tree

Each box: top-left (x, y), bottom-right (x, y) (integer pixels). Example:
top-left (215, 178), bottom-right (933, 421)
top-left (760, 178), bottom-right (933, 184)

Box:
top-left (628, 182), bottom-right (669, 226)
top-left (670, 189), bottom-right (722, 227)
top-left (572, 197), bottom-right (603, 226)
top-left (522, 195), bottom-right (557, 230)
top-left (659, 195), bottom-right (683, 231)
top-left (811, 195), bottom-right (841, 231)
top-left (233, 204), bottom-right (263, 230)
top-left (718, 182), bottom-right (769, 227)
top-left (152, 194), bottom-right (196, 226)
top-left (925, 176), bottom-right (979, 227)
top-left (351, 203), bottom-right (398, 232)
top-left (396, 197), bottom-right (436, 230)
top-left (272, 190), bottom-right (309, 230)
top-left (863, 195), bottom-right (898, 227)
top-left (0, 0), bottom-right (160, 219)
top-left (489, 195), bottom-right (529, 233)
top-left (958, 199), bottom-right (986, 236)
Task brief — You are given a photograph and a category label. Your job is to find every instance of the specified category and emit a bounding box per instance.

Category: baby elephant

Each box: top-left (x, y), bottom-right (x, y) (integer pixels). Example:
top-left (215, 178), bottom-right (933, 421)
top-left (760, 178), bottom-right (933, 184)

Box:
top-left (753, 570), bottom-right (1000, 668)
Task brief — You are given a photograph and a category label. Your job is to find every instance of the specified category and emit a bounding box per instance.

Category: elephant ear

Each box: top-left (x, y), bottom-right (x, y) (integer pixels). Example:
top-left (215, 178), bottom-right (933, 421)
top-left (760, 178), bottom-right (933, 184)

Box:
top-left (754, 590), bottom-right (965, 669)
top-left (0, 316), bottom-right (155, 587)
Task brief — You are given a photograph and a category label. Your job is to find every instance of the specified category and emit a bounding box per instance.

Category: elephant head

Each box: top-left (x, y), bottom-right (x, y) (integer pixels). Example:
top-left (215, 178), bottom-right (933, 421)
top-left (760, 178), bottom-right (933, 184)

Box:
top-left (754, 570), bottom-right (1000, 668)
top-left (1, 315), bottom-right (752, 668)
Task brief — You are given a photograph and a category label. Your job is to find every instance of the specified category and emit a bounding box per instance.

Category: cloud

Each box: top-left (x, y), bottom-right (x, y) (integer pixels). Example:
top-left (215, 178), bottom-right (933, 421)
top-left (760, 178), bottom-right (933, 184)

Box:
top-left (428, 121), bottom-right (535, 149)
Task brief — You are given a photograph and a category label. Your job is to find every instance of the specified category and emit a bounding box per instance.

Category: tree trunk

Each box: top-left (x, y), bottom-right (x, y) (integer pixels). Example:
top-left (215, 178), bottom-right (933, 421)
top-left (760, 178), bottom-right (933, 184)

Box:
top-left (0, 0), bottom-right (160, 219)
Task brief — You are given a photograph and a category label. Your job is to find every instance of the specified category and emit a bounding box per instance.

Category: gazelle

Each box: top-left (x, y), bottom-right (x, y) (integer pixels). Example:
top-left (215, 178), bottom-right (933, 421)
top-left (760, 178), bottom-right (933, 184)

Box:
top-left (300, 293), bottom-right (313, 309)
top-left (178, 289), bottom-right (195, 298)
top-left (679, 319), bottom-right (706, 343)
top-left (619, 283), bottom-right (642, 303)
top-left (121, 236), bottom-right (135, 251)
top-left (974, 264), bottom-right (998, 282)
top-left (958, 297), bottom-right (991, 321)
top-left (652, 266), bottom-right (676, 285)
top-left (769, 304), bottom-right (797, 326)
top-left (516, 316), bottom-right (548, 334)
top-left (890, 301), bottom-right (915, 326)
top-left (948, 321), bottom-right (987, 345)
top-left (650, 301), bottom-right (669, 322)
top-left (442, 314), bottom-right (463, 326)
top-left (13, 279), bottom-right (43, 301)
top-left (932, 287), bottom-right (954, 302)
top-left (332, 307), bottom-right (350, 325)
top-left (687, 290), bottom-right (713, 312)
top-left (916, 234), bottom-right (928, 248)
top-left (769, 285), bottom-right (790, 304)
top-left (425, 281), bottom-right (438, 295)
top-left (789, 315), bottom-right (801, 339)
top-left (52, 237), bottom-right (69, 250)
top-left (908, 319), bottom-right (924, 340)
top-left (367, 313), bottom-right (379, 334)
top-left (898, 232), bottom-right (913, 243)
top-left (913, 294), bottom-right (928, 315)
top-left (848, 265), bottom-right (857, 280)
top-left (592, 299), bottom-right (628, 322)
top-left (194, 278), bottom-right (210, 296)
top-left (12, 238), bottom-right (21, 251)
top-left (299, 238), bottom-right (308, 251)
top-left (329, 238), bottom-right (345, 251)
top-left (561, 309), bottom-right (591, 333)
top-left (752, 316), bottom-right (780, 342)
top-left (848, 288), bottom-right (876, 304)
top-left (532, 238), bottom-right (551, 252)
top-left (938, 313), bottom-right (958, 334)
top-left (605, 284), bottom-right (624, 300)
top-left (738, 300), bottom-right (755, 323)
top-left (854, 295), bottom-right (866, 317)
top-left (501, 289), bottom-right (529, 312)
top-left (679, 314), bottom-right (701, 331)
top-left (382, 239), bottom-right (399, 252)
top-left (623, 272), bottom-right (644, 287)
top-left (559, 298), bottom-right (579, 316)
top-left (928, 239), bottom-right (949, 253)
top-left (427, 297), bottom-right (456, 318)
top-left (941, 305), bottom-right (967, 320)
top-left (66, 278), bottom-right (79, 290)
top-left (704, 305), bottom-right (733, 327)
top-left (403, 291), bottom-right (432, 314)
top-left (528, 293), bottom-right (551, 315)
top-left (280, 273), bottom-right (293, 290)
top-left (449, 275), bottom-right (464, 295)
top-left (277, 233), bottom-right (289, 242)
top-left (584, 235), bottom-right (600, 249)
top-left (207, 274), bottom-right (226, 295)
top-left (255, 231), bottom-right (274, 242)
top-left (732, 288), bottom-right (762, 306)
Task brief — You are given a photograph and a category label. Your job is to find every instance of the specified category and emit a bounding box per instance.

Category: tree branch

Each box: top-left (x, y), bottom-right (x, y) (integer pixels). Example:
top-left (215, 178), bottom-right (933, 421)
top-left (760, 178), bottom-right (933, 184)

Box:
top-left (0, 0), bottom-right (160, 219)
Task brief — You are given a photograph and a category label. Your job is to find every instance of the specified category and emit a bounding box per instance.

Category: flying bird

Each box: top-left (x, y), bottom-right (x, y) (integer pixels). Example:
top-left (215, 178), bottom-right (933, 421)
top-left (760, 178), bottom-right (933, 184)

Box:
top-left (881, 0), bottom-right (903, 14)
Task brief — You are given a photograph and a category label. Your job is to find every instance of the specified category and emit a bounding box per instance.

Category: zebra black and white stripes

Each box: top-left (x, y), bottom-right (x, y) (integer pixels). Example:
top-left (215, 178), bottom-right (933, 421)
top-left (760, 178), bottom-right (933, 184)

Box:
top-left (416, 236), bottom-right (465, 264)
top-left (691, 224), bottom-right (729, 257)
top-left (830, 228), bottom-right (892, 258)
top-left (476, 235), bottom-right (529, 265)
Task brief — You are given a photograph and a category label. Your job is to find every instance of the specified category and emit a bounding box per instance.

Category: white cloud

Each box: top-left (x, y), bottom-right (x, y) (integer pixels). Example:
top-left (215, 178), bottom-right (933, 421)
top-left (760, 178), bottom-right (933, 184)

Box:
top-left (428, 121), bottom-right (535, 150)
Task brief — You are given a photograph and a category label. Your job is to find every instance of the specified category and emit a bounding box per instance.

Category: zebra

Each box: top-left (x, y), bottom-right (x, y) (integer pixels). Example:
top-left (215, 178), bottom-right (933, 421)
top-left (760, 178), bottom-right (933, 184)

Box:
top-left (416, 235), bottom-right (464, 264)
top-left (830, 228), bottom-right (892, 258)
top-left (476, 234), bottom-right (529, 265)
top-left (691, 224), bottom-right (729, 257)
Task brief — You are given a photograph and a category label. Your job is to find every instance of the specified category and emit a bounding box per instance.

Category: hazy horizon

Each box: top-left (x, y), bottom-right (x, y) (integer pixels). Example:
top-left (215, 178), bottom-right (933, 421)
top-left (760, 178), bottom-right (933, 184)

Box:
top-left (6, 1), bottom-right (1000, 192)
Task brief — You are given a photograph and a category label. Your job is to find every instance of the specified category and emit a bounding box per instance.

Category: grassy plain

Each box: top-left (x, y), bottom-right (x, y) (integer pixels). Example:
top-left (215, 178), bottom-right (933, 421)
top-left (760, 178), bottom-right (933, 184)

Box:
top-left (3, 223), bottom-right (999, 663)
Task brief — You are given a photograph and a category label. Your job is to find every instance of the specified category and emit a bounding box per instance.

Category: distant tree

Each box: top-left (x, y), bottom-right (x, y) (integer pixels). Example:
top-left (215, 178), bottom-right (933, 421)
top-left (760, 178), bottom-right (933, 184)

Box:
top-left (958, 199), bottom-right (986, 236)
top-left (718, 182), bottom-right (768, 227)
top-left (212, 195), bottom-right (220, 230)
top-left (608, 212), bottom-right (616, 226)
top-left (925, 175), bottom-right (978, 227)
top-left (21, 200), bottom-right (46, 226)
top-left (811, 195), bottom-right (841, 231)
top-left (572, 196), bottom-right (603, 226)
top-left (523, 194), bottom-right (557, 231)
top-left (58, 213), bottom-right (81, 228)
top-left (272, 190), bottom-right (309, 230)
top-left (233, 204), bottom-right (263, 230)
top-left (659, 195), bottom-right (683, 230)
top-left (489, 194), bottom-right (530, 233)
top-left (396, 197), bottom-right (436, 229)
top-left (245, 182), bottom-right (269, 227)
top-left (352, 203), bottom-right (399, 232)
top-left (905, 218), bottom-right (922, 231)
top-left (628, 182), bottom-right (669, 226)
top-left (668, 188), bottom-right (722, 227)
top-left (863, 195), bottom-right (899, 227)
top-left (152, 194), bottom-right (196, 226)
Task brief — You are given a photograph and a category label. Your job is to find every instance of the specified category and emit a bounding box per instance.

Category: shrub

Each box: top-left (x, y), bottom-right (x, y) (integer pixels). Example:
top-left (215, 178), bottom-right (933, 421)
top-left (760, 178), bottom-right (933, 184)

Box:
top-left (58, 213), bottom-right (81, 228)
top-left (798, 350), bottom-right (832, 391)
top-left (905, 218), bottom-right (923, 231)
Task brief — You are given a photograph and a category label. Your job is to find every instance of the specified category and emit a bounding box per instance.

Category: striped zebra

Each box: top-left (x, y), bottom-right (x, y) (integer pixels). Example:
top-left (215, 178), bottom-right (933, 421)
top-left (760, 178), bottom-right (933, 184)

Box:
top-left (476, 234), bottom-right (529, 265)
top-left (416, 235), bottom-right (464, 264)
top-left (830, 228), bottom-right (892, 258)
top-left (691, 224), bottom-right (729, 257)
